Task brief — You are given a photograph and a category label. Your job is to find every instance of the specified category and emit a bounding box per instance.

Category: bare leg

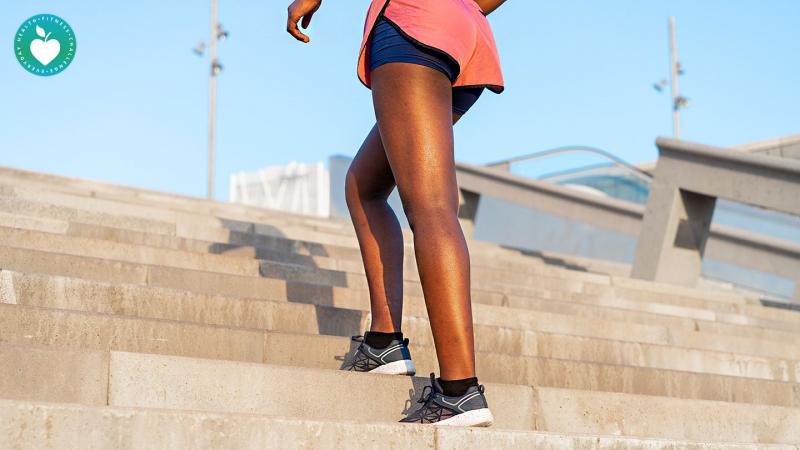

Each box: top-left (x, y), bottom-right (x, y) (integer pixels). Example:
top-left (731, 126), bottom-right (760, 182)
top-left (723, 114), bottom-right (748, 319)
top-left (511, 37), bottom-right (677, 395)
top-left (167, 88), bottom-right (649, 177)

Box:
top-left (345, 115), bottom-right (464, 336)
top-left (345, 125), bottom-right (405, 333)
top-left (370, 62), bottom-right (475, 380)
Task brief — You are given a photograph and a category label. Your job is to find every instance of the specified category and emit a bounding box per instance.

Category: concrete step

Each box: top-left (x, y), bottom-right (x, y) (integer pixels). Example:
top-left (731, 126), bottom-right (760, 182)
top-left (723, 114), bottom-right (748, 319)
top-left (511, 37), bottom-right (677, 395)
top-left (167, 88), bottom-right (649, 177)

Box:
top-left (9, 276), bottom-right (792, 402)
top-left (1, 189), bottom-right (794, 327)
top-left (3, 194), bottom-right (795, 329)
top-left (6, 330), bottom-right (797, 409)
top-left (0, 176), bottom-right (771, 310)
top-left (0, 199), bottom-right (621, 295)
top-left (18, 350), bottom-right (800, 443)
top-left (0, 200), bottom-right (800, 331)
top-left (1, 333), bottom-right (797, 444)
top-left (59, 217), bottom-right (616, 286)
top-left (540, 281), bottom-right (800, 329)
top-left (4, 401), bottom-right (792, 450)
top-left (0, 181), bottom-right (769, 292)
top-left (2, 301), bottom-right (797, 387)
top-left (0, 196), bottom-right (175, 235)
top-left (31, 213), bottom-right (800, 330)
top-left (4, 166), bottom-right (800, 447)
top-left (2, 225), bottom-right (597, 294)
top-left (3, 213), bottom-right (785, 336)
top-left (520, 288), bottom-right (800, 336)
top-left (504, 292), bottom-right (800, 346)
top-left (2, 251), bottom-right (799, 356)
top-left (0, 200), bottom-right (615, 287)
top-left (0, 188), bottom-right (360, 251)
top-left (0, 169), bottom-right (359, 233)
top-left (3, 260), bottom-right (799, 364)
top-left (504, 284), bottom-right (800, 331)
top-left (262, 334), bottom-right (800, 408)
top-left (0, 169), bottom-right (770, 294)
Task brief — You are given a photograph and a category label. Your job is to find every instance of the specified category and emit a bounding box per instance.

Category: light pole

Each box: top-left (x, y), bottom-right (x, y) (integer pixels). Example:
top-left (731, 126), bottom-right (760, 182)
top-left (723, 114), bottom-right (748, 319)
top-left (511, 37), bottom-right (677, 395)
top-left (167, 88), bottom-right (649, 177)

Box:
top-left (195, 0), bottom-right (228, 199)
top-left (653, 16), bottom-right (688, 139)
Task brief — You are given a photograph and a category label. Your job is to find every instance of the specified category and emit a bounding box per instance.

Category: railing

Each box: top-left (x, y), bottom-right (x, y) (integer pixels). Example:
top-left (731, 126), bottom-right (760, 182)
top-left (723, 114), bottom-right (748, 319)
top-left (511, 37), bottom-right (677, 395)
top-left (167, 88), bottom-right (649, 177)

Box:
top-left (631, 137), bottom-right (800, 292)
top-left (484, 146), bottom-right (653, 185)
top-left (455, 139), bottom-right (800, 300)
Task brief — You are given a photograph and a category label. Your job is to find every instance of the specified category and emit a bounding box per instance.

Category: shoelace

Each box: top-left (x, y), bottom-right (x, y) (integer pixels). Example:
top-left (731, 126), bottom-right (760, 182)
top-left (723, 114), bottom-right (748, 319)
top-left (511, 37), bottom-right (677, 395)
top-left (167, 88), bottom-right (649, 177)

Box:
top-left (344, 335), bottom-right (375, 371)
top-left (403, 374), bottom-right (454, 423)
top-left (416, 373), bottom-right (437, 405)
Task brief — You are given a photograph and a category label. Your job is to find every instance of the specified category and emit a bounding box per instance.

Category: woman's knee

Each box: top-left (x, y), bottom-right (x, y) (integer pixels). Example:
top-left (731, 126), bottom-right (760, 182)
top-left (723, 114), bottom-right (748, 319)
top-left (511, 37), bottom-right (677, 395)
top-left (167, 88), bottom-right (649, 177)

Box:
top-left (401, 198), bottom-right (459, 232)
top-left (344, 166), bottom-right (387, 209)
top-left (344, 168), bottom-right (362, 210)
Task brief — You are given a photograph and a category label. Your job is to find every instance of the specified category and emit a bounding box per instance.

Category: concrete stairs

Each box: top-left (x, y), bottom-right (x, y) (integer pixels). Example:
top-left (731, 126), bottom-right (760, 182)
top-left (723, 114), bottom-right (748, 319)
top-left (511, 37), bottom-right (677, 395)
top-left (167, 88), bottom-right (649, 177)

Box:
top-left (0, 166), bottom-right (799, 448)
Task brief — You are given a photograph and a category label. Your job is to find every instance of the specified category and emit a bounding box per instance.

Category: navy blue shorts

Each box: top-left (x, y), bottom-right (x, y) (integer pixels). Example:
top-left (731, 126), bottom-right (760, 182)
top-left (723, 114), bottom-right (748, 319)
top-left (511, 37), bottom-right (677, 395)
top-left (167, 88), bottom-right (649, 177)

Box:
top-left (368, 17), bottom-right (484, 116)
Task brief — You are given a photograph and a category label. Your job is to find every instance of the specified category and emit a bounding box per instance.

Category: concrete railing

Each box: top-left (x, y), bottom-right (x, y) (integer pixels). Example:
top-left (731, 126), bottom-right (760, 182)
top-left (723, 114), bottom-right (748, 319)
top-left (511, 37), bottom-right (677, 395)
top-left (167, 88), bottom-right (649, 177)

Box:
top-left (454, 140), bottom-right (800, 300)
top-left (630, 137), bottom-right (800, 294)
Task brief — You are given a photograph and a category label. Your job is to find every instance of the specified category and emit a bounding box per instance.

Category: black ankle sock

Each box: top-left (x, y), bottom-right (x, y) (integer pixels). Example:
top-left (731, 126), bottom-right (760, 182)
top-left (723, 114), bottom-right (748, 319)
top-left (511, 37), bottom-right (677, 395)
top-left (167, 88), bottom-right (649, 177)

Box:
top-left (438, 377), bottom-right (479, 397)
top-left (364, 331), bottom-right (404, 349)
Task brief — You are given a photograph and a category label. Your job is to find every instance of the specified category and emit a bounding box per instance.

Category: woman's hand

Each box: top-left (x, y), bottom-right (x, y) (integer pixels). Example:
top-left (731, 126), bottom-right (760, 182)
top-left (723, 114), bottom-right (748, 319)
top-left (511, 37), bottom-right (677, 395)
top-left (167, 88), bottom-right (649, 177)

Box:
top-left (287, 0), bottom-right (322, 43)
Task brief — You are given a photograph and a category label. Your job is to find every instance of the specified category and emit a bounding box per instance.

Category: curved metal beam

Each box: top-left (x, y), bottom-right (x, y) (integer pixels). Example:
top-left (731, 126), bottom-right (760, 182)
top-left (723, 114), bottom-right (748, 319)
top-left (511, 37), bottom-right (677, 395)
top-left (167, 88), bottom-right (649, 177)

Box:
top-left (484, 146), bottom-right (653, 182)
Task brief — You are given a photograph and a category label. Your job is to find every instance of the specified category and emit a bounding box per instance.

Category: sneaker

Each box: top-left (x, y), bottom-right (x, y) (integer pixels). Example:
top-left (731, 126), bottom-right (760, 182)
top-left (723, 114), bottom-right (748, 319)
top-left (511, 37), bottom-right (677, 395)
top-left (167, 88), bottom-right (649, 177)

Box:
top-left (400, 373), bottom-right (494, 427)
top-left (343, 335), bottom-right (416, 375)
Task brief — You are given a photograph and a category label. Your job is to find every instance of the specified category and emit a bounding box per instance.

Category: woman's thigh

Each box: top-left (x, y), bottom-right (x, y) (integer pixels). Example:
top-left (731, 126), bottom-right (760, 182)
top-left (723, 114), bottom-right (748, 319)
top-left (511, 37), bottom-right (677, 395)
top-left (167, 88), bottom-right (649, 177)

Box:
top-left (370, 61), bottom-right (459, 216)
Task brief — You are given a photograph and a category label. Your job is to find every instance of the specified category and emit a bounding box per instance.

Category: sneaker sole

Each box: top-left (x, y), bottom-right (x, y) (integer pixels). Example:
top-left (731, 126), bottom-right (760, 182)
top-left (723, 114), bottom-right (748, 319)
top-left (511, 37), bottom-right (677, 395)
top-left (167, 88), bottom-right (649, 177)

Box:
top-left (434, 408), bottom-right (494, 427)
top-left (368, 359), bottom-right (416, 376)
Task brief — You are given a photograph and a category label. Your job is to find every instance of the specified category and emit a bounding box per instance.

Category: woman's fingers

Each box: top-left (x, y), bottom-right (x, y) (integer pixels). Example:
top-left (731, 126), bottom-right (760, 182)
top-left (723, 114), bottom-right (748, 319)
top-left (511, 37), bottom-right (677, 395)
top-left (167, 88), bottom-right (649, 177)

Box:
top-left (286, 0), bottom-right (321, 43)
top-left (286, 7), bottom-right (309, 42)
top-left (301, 12), bottom-right (315, 29)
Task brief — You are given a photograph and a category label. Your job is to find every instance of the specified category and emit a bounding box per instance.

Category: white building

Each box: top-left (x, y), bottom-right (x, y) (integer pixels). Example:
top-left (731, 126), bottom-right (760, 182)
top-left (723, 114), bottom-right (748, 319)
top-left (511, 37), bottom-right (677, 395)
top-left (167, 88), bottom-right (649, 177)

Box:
top-left (229, 160), bottom-right (329, 217)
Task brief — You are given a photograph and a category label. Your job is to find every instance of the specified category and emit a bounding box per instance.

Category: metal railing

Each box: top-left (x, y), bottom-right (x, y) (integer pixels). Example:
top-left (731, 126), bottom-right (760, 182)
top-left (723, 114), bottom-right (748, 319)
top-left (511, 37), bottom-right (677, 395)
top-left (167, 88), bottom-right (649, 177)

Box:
top-left (484, 146), bottom-right (653, 184)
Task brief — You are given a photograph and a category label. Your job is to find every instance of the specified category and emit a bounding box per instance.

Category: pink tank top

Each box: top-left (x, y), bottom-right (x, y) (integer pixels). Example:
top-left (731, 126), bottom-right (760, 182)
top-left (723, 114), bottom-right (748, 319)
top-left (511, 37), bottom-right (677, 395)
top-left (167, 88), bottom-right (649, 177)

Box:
top-left (357, 0), bottom-right (505, 93)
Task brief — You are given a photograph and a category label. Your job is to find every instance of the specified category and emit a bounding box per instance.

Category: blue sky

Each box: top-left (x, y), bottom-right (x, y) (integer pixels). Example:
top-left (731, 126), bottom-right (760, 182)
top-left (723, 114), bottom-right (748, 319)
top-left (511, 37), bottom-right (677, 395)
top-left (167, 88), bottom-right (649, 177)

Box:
top-left (2, 1), bottom-right (798, 199)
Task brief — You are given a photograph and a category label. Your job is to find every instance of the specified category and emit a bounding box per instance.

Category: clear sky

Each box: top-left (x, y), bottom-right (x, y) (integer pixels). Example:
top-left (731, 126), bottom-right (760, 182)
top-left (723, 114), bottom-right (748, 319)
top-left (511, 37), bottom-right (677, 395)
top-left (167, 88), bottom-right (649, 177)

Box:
top-left (2, 1), bottom-right (798, 199)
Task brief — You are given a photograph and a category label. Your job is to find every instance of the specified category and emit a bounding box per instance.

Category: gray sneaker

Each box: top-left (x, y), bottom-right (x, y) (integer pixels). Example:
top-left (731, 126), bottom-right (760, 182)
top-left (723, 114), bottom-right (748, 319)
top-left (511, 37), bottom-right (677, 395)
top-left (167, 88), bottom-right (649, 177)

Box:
top-left (400, 373), bottom-right (494, 427)
top-left (343, 335), bottom-right (416, 375)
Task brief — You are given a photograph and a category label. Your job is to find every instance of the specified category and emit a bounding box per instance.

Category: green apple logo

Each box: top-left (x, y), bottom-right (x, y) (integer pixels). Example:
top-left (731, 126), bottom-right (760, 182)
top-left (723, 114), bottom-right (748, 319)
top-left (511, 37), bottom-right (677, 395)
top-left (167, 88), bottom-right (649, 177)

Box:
top-left (14, 14), bottom-right (76, 76)
top-left (30, 25), bottom-right (61, 66)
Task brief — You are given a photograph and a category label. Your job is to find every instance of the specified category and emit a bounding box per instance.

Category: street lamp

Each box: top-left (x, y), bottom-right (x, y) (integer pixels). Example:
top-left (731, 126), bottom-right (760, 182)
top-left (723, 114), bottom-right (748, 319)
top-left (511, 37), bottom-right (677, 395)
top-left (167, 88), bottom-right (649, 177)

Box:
top-left (194, 0), bottom-right (229, 199)
top-left (653, 17), bottom-right (688, 138)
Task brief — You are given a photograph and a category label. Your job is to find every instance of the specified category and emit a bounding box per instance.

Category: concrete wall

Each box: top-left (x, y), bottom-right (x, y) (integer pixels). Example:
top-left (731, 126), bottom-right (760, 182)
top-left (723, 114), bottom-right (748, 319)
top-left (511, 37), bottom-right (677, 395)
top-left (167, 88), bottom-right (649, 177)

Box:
top-left (735, 134), bottom-right (800, 160)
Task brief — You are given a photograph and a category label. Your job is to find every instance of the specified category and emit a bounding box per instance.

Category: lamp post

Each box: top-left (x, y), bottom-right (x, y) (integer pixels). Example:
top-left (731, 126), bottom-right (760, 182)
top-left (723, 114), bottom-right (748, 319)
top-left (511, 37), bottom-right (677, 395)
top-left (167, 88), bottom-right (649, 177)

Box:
top-left (195, 0), bottom-right (228, 199)
top-left (653, 17), bottom-right (688, 139)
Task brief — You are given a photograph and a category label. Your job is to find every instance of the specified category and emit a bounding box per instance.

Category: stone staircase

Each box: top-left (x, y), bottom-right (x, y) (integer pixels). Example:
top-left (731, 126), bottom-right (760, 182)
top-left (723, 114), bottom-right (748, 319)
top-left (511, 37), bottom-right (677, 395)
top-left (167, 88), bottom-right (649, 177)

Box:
top-left (0, 166), bottom-right (798, 449)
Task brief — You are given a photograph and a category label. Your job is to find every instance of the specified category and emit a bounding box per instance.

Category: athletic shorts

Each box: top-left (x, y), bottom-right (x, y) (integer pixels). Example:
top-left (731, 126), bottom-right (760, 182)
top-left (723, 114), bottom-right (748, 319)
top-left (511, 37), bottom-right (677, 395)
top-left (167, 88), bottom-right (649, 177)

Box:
top-left (358, 0), bottom-right (504, 96)
top-left (368, 16), bottom-right (484, 116)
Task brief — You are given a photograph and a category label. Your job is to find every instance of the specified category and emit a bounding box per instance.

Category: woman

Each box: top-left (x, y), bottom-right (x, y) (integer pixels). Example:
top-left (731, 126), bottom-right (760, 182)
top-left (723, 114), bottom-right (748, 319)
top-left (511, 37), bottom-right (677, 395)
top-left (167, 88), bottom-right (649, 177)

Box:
top-left (287, 0), bottom-right (506, 427)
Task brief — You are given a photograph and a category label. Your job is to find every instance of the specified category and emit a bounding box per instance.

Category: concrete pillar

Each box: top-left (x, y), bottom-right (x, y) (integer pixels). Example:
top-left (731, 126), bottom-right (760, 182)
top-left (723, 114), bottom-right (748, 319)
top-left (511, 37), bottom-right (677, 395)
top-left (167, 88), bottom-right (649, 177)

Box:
top-left (632, 179), bottom-right (717, 287)
top-left (458, 189), bottom-right (481, 239)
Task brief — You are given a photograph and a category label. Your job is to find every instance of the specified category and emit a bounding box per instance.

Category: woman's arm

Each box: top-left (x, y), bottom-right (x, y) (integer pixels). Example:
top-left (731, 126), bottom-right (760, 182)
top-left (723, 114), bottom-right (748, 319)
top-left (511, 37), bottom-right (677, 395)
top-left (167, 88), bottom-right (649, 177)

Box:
top-left (475, 0), bottom-right (506, 15)
top-left (287, 0), bottom-right (322, 43)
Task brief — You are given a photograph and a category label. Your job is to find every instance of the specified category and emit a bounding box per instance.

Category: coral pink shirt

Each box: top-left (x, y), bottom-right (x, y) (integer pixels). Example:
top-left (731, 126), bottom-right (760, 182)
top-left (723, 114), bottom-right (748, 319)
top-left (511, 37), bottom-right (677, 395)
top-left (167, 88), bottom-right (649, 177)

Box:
top-left (357, 0), bottom-right (505, 93)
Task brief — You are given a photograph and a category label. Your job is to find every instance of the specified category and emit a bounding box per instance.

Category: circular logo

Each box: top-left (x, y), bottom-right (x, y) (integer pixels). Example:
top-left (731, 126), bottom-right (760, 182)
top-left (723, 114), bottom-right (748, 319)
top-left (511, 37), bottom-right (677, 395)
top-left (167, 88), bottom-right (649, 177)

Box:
top-left (14, 14), bottom-right (76, 76)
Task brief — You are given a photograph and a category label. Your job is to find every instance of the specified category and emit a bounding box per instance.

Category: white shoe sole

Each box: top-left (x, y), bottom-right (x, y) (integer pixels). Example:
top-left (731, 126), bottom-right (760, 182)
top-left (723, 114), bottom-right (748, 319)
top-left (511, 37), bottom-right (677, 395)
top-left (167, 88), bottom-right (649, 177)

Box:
top-left (368, 359), bottom-right (416, 376)
top-left (434, 408), bottom-right (494, 427)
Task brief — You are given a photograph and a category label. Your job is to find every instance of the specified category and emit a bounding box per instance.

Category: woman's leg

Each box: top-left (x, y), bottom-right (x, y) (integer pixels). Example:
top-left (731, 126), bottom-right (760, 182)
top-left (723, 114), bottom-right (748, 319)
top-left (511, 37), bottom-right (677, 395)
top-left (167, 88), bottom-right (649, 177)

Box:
top-left (345, 117), bottom-right (465, 337)
top-left (370, 61), bottom-right (475, 380)
top-left (344, 125), bottom-right (405, 333)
